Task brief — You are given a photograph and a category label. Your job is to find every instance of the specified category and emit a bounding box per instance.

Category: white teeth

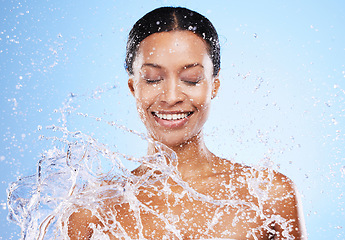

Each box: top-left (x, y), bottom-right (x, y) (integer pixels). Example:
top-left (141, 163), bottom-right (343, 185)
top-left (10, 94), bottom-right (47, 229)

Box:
top-left (154, 112), bottom-right (190, 120)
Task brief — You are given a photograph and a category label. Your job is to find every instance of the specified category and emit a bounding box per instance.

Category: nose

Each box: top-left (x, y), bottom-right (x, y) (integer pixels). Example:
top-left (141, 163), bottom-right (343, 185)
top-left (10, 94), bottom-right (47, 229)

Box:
top-left (159, 76), bottom-right (185, 106)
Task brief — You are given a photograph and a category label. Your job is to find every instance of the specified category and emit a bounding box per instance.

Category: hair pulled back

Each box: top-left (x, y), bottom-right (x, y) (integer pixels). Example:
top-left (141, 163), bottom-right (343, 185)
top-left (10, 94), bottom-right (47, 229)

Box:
top-left (125, 7), bottom-right (220, 76)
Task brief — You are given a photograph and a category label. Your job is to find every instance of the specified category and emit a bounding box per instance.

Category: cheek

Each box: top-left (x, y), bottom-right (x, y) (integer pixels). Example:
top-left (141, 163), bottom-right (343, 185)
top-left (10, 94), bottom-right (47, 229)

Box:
top-left (188, 85), bottom-right (212, 108)
top-left (135, 101), bottom-right (146, 123)
top-left (134, 85), bottom-right (157, 119)
top-left (134, 85), bottom-right (150, 106)
top-left (135, 82), bottom-right (160, 102)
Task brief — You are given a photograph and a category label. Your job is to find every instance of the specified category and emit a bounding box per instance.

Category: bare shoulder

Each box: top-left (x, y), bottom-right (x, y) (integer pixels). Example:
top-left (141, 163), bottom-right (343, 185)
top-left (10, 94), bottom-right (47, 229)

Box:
top-left (219, 159), bottom-right (307, 239)
top-left (251, 166), bottom-right (308, 239)
top-left (68, 208), bottom-right (101, 240)
top-left (224, 160), bottom-right (299, 195)
top-left (268, 171), bottom-right (307, 239)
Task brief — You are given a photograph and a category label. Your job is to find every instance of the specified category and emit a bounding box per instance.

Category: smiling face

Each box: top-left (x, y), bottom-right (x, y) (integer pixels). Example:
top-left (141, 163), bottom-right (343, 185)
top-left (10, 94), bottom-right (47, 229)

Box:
top-left (128, 31), bottom-right (220, 147)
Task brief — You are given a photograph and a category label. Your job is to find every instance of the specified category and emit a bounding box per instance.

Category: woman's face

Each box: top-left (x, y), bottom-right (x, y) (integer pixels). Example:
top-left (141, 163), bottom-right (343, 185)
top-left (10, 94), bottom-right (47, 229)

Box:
top-left (128, 31), bottom-right (220, 147)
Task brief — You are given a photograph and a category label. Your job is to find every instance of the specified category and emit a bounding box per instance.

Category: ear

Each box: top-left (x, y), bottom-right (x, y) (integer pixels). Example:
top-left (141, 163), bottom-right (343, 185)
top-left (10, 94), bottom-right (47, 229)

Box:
top-left (128, 77), bottom-right (135, 96)
top-left (211, 70), bottom-right (220, 99)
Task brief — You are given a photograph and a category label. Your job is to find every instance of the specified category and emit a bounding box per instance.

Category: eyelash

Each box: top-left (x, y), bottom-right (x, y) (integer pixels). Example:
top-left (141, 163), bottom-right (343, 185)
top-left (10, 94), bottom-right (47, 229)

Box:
top-left (144, 78), bottom-right (163, 84)
top-left (142, 77), bottom-right (202, 85)
top-left (182, 79), bottom-right (200, 85)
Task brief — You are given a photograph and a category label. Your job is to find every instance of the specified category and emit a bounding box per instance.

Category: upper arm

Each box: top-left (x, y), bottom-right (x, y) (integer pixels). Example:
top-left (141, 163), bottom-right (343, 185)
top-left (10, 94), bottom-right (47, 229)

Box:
top-left (68, 208), bottom-right (101, 240)
top-left (266, 172), bottom-right (307, 239)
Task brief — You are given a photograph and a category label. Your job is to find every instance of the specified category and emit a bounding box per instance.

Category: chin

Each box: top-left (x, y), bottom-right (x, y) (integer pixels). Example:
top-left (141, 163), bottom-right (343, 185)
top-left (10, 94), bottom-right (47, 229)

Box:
top-left (152, 131), bottom-right (198, 149)
top-left (155, 137), bottom-right (186, 148)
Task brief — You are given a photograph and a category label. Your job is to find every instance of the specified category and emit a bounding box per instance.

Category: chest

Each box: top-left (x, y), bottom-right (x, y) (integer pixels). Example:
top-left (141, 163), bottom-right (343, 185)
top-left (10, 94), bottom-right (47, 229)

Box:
top-left (105, 182), bottom-right (273, 240)
top-left (143, 195), bottom-right (271, 239)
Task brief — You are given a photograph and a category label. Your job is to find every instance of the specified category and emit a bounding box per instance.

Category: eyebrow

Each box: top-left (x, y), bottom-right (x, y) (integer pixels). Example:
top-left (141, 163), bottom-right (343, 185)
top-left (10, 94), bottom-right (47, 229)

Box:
top-left (183, 63), bottom-right (204, 70)
top-left (140, 62), bottom-right (204, 70)
top-left (141, 63), bottom-right (162, 69)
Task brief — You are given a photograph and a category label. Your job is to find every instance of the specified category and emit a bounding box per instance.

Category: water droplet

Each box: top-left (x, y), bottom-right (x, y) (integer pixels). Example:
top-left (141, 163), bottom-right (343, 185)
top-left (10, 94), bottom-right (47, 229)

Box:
top-left (332, 118), bottom-right (338, 125)
top-left (341, 166), bottom-right (345, 177)
top-left (0, 202), bottom-right (6, 210)
top-left (188, 25), bottom-right (196, 31)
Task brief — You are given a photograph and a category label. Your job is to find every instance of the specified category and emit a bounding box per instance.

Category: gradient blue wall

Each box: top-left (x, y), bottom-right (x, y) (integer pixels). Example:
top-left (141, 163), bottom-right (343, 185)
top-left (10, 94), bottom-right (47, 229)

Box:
top-left (1, 0), bottom-right (344, 239)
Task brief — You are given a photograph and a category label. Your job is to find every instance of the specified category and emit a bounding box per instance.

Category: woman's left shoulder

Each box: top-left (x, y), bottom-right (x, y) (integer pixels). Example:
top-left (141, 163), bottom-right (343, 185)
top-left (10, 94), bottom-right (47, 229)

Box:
top-left (261, 168), bottom-right (298, 196)
top-left (260, 168), bottom-right (308, 238)
top-left (219, 159), bottom-right (307, 237)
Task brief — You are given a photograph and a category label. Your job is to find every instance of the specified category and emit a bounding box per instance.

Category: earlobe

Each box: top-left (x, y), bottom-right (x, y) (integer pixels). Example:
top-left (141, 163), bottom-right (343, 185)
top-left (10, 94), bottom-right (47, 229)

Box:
top-left (211, 74), bottom-right (220, 99)
top-left (128, 78), bottom-right (135, 96)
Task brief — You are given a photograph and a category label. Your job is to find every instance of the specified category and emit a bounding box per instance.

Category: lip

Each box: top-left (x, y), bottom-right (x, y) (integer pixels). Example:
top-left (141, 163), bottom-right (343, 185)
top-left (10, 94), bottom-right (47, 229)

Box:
top-left (152, 111), bottom-right (193, 128)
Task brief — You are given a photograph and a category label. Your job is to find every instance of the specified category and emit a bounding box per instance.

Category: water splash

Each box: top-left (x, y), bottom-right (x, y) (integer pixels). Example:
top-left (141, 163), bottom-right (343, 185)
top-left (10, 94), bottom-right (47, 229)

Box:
top-left (7, 89), bottom-right (295, 239)
top-left (7, 123), bottom-right (178, 239)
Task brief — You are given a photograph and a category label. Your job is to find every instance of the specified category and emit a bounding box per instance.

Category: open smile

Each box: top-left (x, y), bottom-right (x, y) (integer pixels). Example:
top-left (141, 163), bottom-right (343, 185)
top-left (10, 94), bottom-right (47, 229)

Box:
top-left (152, 112), bottom-right (193, 120)
top-left (152, 111), bottom-right (194, 128)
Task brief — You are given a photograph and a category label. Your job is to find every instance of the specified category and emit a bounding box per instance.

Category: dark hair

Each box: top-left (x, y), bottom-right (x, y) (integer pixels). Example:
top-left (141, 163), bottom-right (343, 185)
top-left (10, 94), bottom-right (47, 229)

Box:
top-left (125, 7), bottom-right (220, 76)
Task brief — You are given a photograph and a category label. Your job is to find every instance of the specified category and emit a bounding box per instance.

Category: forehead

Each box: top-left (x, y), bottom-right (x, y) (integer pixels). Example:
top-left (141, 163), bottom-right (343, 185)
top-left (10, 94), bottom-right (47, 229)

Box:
top-left (136, 31), bottom-right (210, 67)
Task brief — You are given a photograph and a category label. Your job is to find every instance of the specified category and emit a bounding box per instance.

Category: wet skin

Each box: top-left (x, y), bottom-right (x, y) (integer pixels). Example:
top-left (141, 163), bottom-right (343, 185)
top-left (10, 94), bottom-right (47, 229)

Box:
top-left (128, 30), bottom-right (220, 148)
top-left (68, 31), bottom-right (307, 239)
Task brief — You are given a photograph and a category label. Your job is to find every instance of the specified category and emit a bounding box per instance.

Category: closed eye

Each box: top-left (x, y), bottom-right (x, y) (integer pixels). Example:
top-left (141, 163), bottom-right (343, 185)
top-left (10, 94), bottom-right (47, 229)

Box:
top-left (179, 65), bottom-right (204, 85)
top-left (181, 77), bottom-right (203, 85)
top-left (143, 77), bottom-right (163, 83)
top-left (140, 67), bottom-right (164, 84)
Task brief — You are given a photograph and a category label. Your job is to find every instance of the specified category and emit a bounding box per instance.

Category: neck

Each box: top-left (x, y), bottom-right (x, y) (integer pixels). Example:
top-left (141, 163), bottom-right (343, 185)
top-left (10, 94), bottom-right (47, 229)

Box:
top-left (147, 131), bottom-right (216, 180)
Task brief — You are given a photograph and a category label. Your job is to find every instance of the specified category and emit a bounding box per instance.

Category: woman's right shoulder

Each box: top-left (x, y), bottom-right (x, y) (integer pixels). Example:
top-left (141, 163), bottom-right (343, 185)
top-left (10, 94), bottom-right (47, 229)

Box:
top-left (68, 208), bottom-right (101, 240)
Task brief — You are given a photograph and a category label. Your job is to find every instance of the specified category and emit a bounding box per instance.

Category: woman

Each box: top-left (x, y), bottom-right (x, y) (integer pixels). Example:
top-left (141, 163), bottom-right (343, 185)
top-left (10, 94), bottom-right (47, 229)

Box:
top-left (68, 7), bottom-right (307, 239)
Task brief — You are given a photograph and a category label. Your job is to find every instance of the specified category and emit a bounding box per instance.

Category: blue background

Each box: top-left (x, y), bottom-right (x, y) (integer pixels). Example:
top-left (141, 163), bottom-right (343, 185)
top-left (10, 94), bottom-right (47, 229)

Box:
top-left (1, 0), bottom-right (344, 239)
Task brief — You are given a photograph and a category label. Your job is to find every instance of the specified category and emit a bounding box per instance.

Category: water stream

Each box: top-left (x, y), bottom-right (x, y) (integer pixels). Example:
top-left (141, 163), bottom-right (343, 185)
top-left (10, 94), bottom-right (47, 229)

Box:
top-left (7, 92), bottom-right (294, 239)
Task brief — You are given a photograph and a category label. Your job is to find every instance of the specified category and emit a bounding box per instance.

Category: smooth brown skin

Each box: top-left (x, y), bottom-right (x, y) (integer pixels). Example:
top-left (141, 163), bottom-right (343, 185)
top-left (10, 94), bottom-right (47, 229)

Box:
top-left (68, 31), bottom-right (307, 239)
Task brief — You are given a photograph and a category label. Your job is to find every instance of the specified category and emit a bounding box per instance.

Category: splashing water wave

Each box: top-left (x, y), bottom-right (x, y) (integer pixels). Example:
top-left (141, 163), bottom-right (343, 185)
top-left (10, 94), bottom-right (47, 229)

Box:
top-left (7, 90), bottom-right (294, 239)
